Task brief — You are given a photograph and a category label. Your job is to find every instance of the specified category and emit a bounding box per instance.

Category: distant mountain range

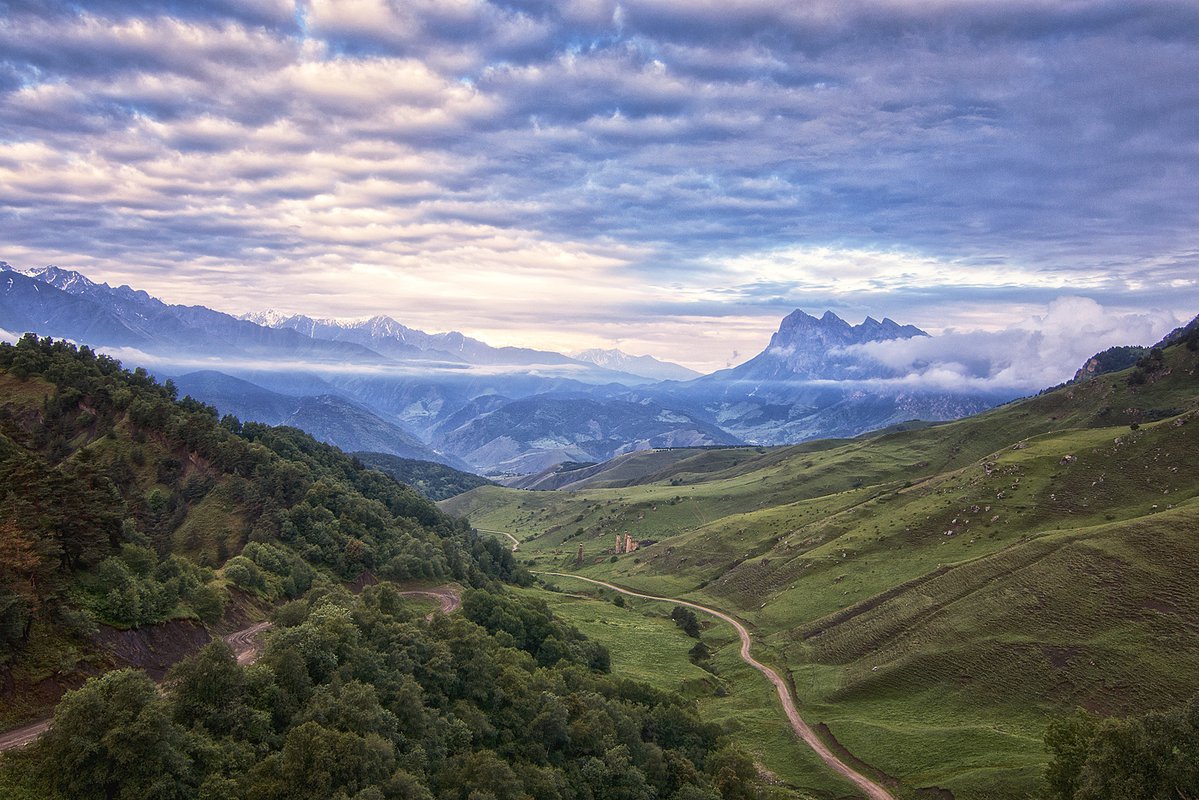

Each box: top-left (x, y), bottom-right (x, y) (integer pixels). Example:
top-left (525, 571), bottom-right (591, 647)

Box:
top-left (0, 260), bottom-right (1022, 475)
top-left (641, 308), bottom-right (1001, 445)
top-left (570, 348), bottom-right (700, 381)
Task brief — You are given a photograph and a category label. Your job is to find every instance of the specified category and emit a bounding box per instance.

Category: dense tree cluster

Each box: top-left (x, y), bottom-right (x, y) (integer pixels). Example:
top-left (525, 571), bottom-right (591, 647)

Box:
top-left (670, 607), bottom-right (701, 639)
top-left (0, 335), bottom-right (524, 664)
top-left (351, 453), bottom-right (493, 502)
top-left (1045, 700), bottom-right (1199, 799)
top-left (1, 587), bottom-right (759, 800)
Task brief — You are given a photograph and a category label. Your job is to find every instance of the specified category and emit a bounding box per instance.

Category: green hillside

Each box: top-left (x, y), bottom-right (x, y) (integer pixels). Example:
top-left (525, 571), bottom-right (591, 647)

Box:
top-left (0, 334), bottom-right (768, 800)
top-left (0, 334), bottom-right (522, 727)
top-left (443, 337), bottom-right (1199, 799)
top-left (353, 451), bottom-right (494, 500)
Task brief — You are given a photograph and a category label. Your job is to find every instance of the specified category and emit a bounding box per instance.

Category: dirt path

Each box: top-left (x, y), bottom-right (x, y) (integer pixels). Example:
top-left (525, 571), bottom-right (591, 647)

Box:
top-left (541, 572), bottom-right (896, 800)
top-left (0, 585), bottom-right (463, 753)
top-left (0, 719), bottom-right (49, 752)
top-left (223, 620), bottom-right (273, 666)
top-left (477, 527), bottom-right (520, 552)
top-left (399, 587), bottom-right (462, 616)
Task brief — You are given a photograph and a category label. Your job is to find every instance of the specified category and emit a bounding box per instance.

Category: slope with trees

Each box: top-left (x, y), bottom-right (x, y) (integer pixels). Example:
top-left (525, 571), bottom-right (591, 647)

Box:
top-left (0, 334), bottom-right (521, 726)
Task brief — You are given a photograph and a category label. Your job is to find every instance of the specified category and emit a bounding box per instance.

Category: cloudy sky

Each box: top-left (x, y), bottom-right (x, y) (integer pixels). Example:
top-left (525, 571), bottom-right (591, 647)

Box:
top-left (1, 0), bottom-right (1197, 370)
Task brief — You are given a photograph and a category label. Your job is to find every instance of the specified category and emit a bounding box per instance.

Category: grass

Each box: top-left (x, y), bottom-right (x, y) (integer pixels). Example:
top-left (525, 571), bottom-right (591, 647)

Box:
top-left (524, 581), bottom-right (853, 799)
top-left (450, 344), bottom-right (1199, 799)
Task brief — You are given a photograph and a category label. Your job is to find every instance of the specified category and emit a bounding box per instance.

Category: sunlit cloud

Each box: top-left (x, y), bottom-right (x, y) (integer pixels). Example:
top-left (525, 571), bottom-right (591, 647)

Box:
top-left (1, 0), bottom-right (1197, 371)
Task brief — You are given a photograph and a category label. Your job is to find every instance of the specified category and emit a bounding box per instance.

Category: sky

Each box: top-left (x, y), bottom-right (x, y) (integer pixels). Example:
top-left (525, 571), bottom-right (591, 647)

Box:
top-left (1, 1), bottom-right (1197, 372)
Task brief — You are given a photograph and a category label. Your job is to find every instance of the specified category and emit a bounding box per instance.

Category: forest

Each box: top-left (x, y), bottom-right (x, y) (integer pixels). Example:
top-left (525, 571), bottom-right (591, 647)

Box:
top-left (1, 584), bottom-right (758, 800)
top-left (0, 335), bottom-right (758, 800)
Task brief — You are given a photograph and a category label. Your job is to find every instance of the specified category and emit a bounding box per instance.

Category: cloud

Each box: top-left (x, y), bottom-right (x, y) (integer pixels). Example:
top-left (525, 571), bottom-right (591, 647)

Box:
top-left (842, 297), bottom-right (1179, 392)
top-left (0, 1), bottom-right (1197, 370)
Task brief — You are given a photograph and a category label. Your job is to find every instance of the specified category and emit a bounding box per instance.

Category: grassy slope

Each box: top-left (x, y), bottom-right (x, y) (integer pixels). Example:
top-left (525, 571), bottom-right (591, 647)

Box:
top-left (522, 585), bottom-right (850, 799)
top-left (445, 343), bottom-right (1199, 799)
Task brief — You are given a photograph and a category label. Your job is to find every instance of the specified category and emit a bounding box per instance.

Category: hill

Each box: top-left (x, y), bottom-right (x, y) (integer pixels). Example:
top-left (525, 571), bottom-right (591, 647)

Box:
top-left (443, 331), bottom-right (1199, 799)
top-left (0, 334), bottom-right (521, 728)
top-left (352, 452), bottom-right (494, 500)
top-left (0, 335), bottom-right (766, 800)
top-left (170, 370), bottom-right (469, 469)
top-left (431, 395), bottom-right (742, 475)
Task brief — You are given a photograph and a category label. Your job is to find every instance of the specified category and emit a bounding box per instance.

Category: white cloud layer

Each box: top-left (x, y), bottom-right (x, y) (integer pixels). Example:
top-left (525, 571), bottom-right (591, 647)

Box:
top-left (844, 297), bottom-right (1178, 392)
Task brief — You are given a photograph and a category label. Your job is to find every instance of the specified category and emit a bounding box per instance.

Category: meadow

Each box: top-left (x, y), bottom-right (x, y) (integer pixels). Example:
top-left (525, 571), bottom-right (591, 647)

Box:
top-left (445, 342), bottom-right (1199, 799)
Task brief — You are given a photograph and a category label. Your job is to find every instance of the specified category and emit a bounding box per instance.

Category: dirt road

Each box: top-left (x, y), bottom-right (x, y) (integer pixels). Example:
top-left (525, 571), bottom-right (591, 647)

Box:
top-left (223, 620), bottom-right (273, 666)
top-left (0, 719), bottom-right (49, 752)
top-left (477, 527), bottom-right (520, 552)
top-left (541, 572), bottom-right (895, 800)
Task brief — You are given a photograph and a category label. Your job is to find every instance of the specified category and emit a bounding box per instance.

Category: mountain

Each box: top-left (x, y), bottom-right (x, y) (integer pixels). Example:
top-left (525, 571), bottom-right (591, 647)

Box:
top-left (571, 348), bottom-right (701, 381)
top-left (254, 312), bottom-right (652, 380)
top-left (249, 313), bottom-right (464, 363)
top-left (2, 263), bottom-right (1021, 475)
top-left (6, 264), bottom-right (390, 364)
top-left (170, 370), bottom-right (469, 469)
top-left (1, 267), bottom-right (152, 347)
top-left (431, 394), bottom-right (743, 475)
top-left (707, 309), bottom-right (927, 382)
top-left (646, 309), bottom-right (1000, 445)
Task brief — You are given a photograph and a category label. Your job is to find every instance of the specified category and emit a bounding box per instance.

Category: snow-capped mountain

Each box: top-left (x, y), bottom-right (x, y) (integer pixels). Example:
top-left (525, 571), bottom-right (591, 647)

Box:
top-left (6, 264), bottom-right (387, 364)
top-left (571, 348), bottom-right (701, 381)
top-left (249, 312), bottom-right (652, 379)
top-left (2, 260), bottom-right (1020, 475)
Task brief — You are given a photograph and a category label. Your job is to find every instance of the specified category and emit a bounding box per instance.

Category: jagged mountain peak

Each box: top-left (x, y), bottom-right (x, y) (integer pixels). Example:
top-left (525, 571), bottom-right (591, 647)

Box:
top-left (772, 309), bottom-right (927, 345)
top-left (707, 308), bottom-right (930, 384)
top-left (240, 309), bottom-right (297, 328)
top-left (27, 265), bottom-right (100, 291)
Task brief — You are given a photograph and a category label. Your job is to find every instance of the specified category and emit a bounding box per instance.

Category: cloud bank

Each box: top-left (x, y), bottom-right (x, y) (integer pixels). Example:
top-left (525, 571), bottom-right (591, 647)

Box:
top-left (844, 297), bottom-right (1178, 392)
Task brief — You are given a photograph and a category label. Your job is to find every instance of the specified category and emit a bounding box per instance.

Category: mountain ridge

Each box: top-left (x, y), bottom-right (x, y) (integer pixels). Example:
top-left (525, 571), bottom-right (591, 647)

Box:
top-left (571, 347), bottom-right (701, 381)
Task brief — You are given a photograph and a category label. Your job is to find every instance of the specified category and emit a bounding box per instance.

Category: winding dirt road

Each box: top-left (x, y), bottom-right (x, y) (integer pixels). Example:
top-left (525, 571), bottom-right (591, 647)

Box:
top-left (0, 585), bottom-right (463, 753)
top-left (477, 527), bottom-right (521, 552)
top-left (224, 620), bottom-right (273, 666)
top-left (399, 587), bottom-right (462, 616)
top-left (541, 572), bottom-right (895, 800)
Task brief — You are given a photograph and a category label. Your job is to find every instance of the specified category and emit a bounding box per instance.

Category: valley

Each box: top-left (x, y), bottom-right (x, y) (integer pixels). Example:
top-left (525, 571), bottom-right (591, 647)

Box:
top-left (2, 263), bottom-right (1022, 476)
top-left (446, 331), bottom-right (1199, 798)
top-left (4, 4), bottom-right (1197, 798)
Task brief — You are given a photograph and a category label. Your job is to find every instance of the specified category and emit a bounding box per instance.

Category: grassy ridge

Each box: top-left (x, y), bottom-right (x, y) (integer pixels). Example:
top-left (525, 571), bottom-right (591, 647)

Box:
top-left (446, 342), bottom-right (1199, 798)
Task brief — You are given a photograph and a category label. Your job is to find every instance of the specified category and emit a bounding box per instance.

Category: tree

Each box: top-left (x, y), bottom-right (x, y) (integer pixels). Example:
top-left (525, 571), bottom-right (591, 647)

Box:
top-left (37, 669), bottom-right (201, 800)
top-left (671, 606), bottom-right (701, 638)
top-left (1074, 699), bottom-right (1199, 800)
top-left (1045, 709), bottom-right (1099, 799)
